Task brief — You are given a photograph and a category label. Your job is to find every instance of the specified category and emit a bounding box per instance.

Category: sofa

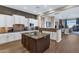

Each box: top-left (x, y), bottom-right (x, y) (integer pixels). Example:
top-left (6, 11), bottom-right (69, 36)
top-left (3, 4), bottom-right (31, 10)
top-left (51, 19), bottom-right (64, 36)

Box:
top-left (72, 24), bottom-right (79, 31)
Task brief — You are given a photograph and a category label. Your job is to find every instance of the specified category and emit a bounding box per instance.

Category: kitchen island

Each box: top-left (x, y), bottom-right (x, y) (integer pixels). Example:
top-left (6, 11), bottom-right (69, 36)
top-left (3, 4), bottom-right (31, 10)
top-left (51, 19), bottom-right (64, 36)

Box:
top-left (21, 32), bottom-right (50, 53)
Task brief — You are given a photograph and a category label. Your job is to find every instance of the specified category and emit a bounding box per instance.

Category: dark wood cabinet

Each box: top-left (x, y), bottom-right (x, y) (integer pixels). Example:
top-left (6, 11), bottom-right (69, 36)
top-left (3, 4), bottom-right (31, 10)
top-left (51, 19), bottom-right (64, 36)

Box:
top-left (21, 32), bottom-right (50, 53)
top-left (22, 34), bottom-right (29, 50)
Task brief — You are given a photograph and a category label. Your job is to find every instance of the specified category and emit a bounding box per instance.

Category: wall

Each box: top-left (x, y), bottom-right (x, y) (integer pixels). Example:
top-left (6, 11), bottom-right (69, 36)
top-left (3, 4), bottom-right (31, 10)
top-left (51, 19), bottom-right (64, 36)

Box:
top-left (38, 15), bottom-right (56, 28)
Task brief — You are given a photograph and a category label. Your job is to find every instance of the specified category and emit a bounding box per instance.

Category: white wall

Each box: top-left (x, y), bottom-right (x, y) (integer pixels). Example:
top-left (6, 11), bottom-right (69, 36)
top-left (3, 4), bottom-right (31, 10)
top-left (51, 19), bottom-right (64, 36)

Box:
top-left (44, 17), bottom-right (52, 28)
top-left (42, 16), bottom-right (55, 28)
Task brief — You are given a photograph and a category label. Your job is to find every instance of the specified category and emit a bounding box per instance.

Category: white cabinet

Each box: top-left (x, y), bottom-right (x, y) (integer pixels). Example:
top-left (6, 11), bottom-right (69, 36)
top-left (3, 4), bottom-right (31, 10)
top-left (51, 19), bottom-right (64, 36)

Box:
top-left (24, 18), bottom-right (29, 27)
top-left (42, 31), bottom-right (52, 39)
top-left (0, 34), bottom-right (8, 44)
top-left (42, 31), bottom-right (57, 40)
top-left (0, 32), bottom-right (22, 44)
top-left (20, 16), bottom-right (26, 24)
top-left (13, 15), bottom-right (21, 24)
top-left (0, 30), bottom-right (39, 44)
top-left (13, 15), bottom-right (26, 24)
top-left (0, 14), bottom-right (14, 27)
top-left (29, 18), bottom-right (38, 27)
top-left (14, 32), bottom-right (21, 40)
top-left (0, 14), bottom-right (6, 27)
top-left (34, 20), bottom-right (38, 26)
top-left (7, 32), bottom-right (22, 42)
top-left (7, 33), bottom-right (15, 42)
top-left (6, 15), bottom-right (13, 27)
top-left (50, 32), bottom-right (57, 40)
top-left (56, 30), bottom-right (62, 42)
top-left (0, 33), bottom-right (15, 44)
top-left (42, 30), bottom-right (62, 42)
top-left (0, 14), bottom-right (30, 27)
top-left (0, 33), bottom-right (18, 44)
top-left (64, 28), bottom-right (69, 34)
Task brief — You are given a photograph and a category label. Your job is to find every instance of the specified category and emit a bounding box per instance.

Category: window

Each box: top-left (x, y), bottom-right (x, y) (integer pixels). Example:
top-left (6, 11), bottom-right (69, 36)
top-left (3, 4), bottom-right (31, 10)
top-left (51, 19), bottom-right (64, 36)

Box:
top-left (46, 21), bottom-right (51, 28)
top-left (67, 19), bottom-right (76, 28)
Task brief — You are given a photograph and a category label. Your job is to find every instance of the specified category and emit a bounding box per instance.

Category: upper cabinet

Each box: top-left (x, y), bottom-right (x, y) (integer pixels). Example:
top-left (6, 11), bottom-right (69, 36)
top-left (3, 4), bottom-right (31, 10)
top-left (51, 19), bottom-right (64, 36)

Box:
top-left (0, 14), bottom-right (36, 27)
top-left (13, 15), bottom-right (27, 25)
top-left (0, 14), bottom-right (6, 27)
top-left (24, 18), bottom-right (29, 27)
top-left (6, 15), bottom-right (14, 27)
top-left (13, 15), bottom-right (21, 24)
top-left (19, 16), bottom-right (26, 24)
top-left (29, 18), bottom-right (38, 27)
top-left (0, 14), bottom-right (14, 27)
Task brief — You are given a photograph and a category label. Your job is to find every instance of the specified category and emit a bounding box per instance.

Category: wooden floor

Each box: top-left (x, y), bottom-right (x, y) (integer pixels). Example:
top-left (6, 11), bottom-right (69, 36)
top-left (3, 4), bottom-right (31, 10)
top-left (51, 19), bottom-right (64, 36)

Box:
top-left (0, 34), bottom-right (79, 53)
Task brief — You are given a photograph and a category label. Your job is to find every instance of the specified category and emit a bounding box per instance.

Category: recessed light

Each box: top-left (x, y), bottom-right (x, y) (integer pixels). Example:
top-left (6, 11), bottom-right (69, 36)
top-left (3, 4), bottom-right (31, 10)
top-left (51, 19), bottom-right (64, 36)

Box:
top-left (38, 12), bottom-right (42, 14)
top-left (34, 11), bottom-right (37, 12)
top-left (49, 8), bottom-right (52, 11)
top-left (24, 7), bottom-right (27, 9)
top-left (36, 6), bottom-right (40, 9)
top-left (44, 5), bottom-right (47, 8)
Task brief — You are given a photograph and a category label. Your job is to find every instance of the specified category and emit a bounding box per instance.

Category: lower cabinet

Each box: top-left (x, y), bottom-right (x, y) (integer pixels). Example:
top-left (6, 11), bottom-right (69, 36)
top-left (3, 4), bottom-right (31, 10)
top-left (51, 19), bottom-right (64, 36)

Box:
top-left (0, 32), bottom-right (21, 44)
top-left (14, 32), bottom-right (21, 40)
top-left (42, 30), bottom-right (62, 42)
top-left (56, 30), bottom-right (62, 42)
top-left (64, 29), bottom-right (69, 34)
top-left (22, 33), bottom-right (50, 53)
top-left (0, 34), bottom-right (8, 44)
top-left (50, 32), bottom-right (57, 40)
top-left (7, 33), bottom-right (15, 42)
top-left (0, 30), bottom-right (38, 44)
top-left (42, 31), bottom-right (57, 40)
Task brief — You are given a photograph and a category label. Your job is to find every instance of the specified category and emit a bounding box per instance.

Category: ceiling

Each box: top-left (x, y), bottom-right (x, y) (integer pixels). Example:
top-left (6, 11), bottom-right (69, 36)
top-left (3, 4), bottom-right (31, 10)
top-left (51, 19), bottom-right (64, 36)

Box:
top-left (3, 5), bottom-right (79, 19)
top-left (3, 5), bottom-right (65, 15)
top-left (49, 5), bottom-right (79, 19)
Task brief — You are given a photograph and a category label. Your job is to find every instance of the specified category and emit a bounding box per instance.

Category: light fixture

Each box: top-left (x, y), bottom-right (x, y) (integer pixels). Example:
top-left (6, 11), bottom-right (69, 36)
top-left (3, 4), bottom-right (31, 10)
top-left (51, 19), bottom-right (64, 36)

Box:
top-left (49, 8), bottom-right (53, 11)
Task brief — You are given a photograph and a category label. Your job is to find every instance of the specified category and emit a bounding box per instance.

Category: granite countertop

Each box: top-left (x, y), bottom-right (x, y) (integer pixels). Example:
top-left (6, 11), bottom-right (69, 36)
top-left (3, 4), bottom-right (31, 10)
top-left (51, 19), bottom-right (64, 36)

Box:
top-left (0, 30), bottom-right (38, 34)
top-left (39, 28), bottom-right (57, 32)
top-left (0, 30), bottom-right (27, 34)
top-left (23, 32), bottom-right (49, 39)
